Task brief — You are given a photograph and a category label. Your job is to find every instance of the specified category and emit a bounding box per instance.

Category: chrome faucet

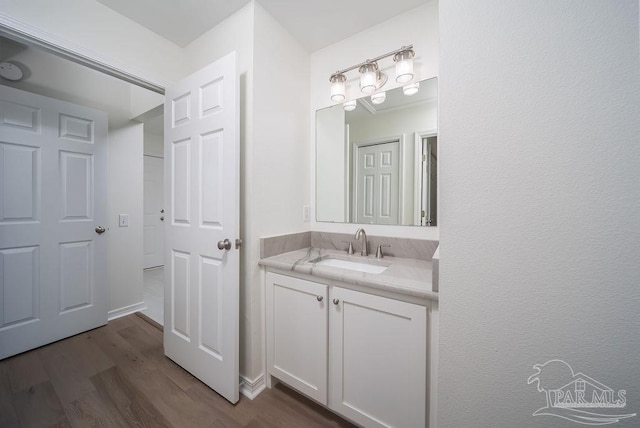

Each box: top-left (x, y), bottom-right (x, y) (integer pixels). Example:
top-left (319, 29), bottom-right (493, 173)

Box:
top-left (354, 228), bottom-right (368, 256)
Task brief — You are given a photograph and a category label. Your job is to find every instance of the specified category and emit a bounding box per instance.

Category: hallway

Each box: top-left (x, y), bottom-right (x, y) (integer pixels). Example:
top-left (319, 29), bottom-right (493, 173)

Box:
top-left (141, 267), bottom-right (164, 326)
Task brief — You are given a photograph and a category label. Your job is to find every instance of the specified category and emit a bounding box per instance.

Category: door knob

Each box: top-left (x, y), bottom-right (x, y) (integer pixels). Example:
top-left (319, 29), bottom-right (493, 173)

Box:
top-left (217, 239), bottom-right (232, 250)
top-left (160, 216), bottom-right (164, 221)
top-left (317, 295), bottom-right (323, 302)
top-left (333, 298), bottom-right (340, 305)
top-left (160, 209), bottom-right (164, 213)
top-left (95, 226), bottom-right (106, 234)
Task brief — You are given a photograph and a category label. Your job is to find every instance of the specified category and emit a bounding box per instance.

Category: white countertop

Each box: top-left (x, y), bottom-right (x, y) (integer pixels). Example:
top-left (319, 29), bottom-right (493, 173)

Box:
top-left (258, 247), bottom-right (438, 301)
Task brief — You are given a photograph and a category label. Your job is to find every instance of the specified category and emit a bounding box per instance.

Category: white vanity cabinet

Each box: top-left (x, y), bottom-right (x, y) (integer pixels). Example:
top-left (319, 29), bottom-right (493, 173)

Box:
top-left (265, 272), bottom-right (329, 404)
top-left (266, 271), bottom-right (428, 428)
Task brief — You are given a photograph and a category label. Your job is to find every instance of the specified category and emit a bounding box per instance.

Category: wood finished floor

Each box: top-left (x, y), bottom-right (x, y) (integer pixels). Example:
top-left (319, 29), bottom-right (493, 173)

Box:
top-left (0, 314), bottom-right (355, 428)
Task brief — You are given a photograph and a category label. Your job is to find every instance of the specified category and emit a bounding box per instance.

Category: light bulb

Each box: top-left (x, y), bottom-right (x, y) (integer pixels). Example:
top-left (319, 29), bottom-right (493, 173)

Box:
top-left (343, 100), bottom-right (357, 111)
top-left (371, 92), bottom-right (386, 105)
top-left (359, 62), bottom-right (378, 94)
top-left (394, 49), bottom-right (415, 83)
top-left (403, 82), bottom-right (420, 96)
top-left (330, 73), bottom-right (346, 102)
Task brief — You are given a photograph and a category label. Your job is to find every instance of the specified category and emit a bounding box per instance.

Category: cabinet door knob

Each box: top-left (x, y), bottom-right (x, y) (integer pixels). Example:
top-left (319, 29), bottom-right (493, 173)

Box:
top-left (317, 295), bottom-right (323, 302)
top-left (333, 298), bottom-right (340, 305)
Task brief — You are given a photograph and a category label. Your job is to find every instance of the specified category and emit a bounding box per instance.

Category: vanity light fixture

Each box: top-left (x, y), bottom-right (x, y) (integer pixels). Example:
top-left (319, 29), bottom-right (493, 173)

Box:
top-left (343, 100), bottom-right (357, 111)
top-left (328, 45), bottom-right (415, 101)
top-left (359, 62), bottom-right (387, 94)
top-left (393, 48), bottom-right (415, 83)
top-left (403, 81), bottom-right (420, 96)
top-left (330, 73), bottom-right (347, 102)
top-left (371, 91), bottom-right (386, 105)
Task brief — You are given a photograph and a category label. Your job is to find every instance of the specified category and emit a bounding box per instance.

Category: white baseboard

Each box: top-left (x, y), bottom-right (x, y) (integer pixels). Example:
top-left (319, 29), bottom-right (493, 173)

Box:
top-left (240, 373), bottom-right (266, 400)
top-left (108, 301), bottom-right (146, 321)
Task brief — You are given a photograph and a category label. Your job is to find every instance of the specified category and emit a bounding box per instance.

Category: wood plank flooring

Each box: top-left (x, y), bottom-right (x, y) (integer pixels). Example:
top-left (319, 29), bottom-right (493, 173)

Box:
top-left (0, 314), bottom-right (355, 428)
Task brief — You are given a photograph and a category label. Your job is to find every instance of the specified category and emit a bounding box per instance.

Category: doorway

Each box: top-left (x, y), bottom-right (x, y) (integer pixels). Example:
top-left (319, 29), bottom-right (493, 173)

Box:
top-left (143, 155), bottom-right (164, 269)
top-left (0, 29), bottom-right (166, 345)
top-left (421, 136), bottom-right (437, 227)
top-left (141, 115), bottom-right (165, 326)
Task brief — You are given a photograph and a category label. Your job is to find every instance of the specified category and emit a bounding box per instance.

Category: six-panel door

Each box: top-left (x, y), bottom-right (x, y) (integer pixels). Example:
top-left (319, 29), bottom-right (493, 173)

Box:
top-left (355, 140), bottom-right (400, 225)
top-left (0, 85), bottom-right (108, 359)
top-left (163, 52), bottom-right (240, 403)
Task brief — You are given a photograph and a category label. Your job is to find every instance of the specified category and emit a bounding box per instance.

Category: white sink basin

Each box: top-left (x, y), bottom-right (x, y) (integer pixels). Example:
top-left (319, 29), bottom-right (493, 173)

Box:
top-left (310, 256), bottom-right (388, 274)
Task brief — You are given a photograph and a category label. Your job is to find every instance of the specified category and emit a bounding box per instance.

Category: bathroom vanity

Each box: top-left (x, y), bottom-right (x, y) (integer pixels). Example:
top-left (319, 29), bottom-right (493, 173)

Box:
top-left (259, 247), bottom-right (438, 428)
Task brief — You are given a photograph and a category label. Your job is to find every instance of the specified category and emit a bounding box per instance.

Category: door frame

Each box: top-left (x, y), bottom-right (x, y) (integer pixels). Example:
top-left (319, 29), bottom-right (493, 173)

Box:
top-left (413, 129), bottom-right (438, 226)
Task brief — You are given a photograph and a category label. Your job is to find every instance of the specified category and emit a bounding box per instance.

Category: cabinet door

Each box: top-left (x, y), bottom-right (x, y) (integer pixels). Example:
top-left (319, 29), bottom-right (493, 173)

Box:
top-left (266, 272), bottom-right (328, 404)
top-left (329, 287), bottom-right (427, 428)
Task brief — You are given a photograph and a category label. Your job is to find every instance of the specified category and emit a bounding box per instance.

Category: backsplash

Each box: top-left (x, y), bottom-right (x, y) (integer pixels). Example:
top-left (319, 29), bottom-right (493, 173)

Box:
top-left (260, 231), bottom-right (438, 261)
top-left (260, 231), bottom-right (310, 258)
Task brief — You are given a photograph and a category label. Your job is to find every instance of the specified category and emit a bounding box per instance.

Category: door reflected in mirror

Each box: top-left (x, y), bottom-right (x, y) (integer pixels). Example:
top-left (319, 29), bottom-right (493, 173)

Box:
top-left (316, 77), bottom-right (437, 226)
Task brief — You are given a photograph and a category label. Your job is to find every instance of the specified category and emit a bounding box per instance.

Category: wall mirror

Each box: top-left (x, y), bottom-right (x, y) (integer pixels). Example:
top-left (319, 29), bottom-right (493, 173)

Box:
top-left (316, 77), bottom-right (437, 226)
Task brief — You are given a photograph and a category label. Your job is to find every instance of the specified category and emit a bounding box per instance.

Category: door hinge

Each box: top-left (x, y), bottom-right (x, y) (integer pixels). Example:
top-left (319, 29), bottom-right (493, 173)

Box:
top-left (422, 154), bottom-right (426, 162)
top-left (421, 210), bottom-right (425, 218)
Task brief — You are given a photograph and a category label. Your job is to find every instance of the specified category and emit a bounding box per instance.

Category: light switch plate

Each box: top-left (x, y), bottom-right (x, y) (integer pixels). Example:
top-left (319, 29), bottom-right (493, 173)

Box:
top-left (118, 214), bottom-right (129, 227)
top-left (303, 205), bottom-right (311, 222)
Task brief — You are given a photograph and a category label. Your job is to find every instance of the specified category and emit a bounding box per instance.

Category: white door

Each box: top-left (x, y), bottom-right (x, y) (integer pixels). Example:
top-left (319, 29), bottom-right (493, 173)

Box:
top-left (164, 52), bottom-right (240, 403)
top-left (355, 141), bottom-right (400, 224)
top-left (0, 85), bottom-right (108, 359)
top-left (143, 155), bottom-right (164, 268)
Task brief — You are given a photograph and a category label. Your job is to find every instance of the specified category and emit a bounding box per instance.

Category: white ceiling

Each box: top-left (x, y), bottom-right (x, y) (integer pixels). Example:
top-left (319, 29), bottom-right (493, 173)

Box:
top-left (96, 0), bottom-right (427, 52)
top-left (0, 36), bottom-right (138, 127)
top-left (96, 0), bottom-right (251, 48)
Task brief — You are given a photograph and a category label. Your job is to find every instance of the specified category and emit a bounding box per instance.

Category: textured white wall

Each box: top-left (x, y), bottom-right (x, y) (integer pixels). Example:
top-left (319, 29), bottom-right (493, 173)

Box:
top-left (108, 122), bottom-right (144, 313)
top-left (310, 1), bottom-right (439, 239)
top-left (438, 1), bottom-right (640, 426)
top-left (143, 131), bottom-right (163, 158)
top-left (250, 1), bottom-right (311, 381)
